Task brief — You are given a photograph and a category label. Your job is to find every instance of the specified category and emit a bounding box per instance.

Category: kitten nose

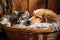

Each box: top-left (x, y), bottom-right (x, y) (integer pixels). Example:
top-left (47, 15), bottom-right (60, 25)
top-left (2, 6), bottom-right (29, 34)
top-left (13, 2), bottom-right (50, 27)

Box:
top-left (26, 20), bottom-right (31, 26)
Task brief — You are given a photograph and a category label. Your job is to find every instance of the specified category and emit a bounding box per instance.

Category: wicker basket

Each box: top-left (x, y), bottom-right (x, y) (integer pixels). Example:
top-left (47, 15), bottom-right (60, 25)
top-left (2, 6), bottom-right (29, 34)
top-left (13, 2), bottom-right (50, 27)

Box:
top-left (0, 24), bottom-right (4, 32)
top-left (4, 27), bottom-right (39, 40)
top-left (3, 26), bottom-right (59, 40)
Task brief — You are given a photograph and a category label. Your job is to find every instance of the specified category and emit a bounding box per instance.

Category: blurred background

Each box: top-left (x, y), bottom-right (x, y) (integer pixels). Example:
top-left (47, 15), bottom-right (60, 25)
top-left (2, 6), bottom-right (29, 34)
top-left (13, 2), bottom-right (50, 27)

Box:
top-left (0, 0), bottom-right (60, 15)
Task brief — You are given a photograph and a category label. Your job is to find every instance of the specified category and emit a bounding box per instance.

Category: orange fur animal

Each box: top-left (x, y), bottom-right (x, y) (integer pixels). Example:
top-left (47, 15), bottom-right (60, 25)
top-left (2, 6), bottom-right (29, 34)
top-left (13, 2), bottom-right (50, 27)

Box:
top-left (29, 9), bottom-right (58, 24)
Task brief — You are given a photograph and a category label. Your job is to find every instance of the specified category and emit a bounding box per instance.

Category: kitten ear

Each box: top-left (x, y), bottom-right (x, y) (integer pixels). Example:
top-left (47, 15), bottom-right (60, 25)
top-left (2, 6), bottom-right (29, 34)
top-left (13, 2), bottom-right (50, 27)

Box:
top-left (24, 10), bottom-right (30, 19)
top-left (25, 10), bottom-right (30, 16)
top-left (24, 10), bottom-right (30, 16)
top-left (14, 11), bottom-right (19, 15)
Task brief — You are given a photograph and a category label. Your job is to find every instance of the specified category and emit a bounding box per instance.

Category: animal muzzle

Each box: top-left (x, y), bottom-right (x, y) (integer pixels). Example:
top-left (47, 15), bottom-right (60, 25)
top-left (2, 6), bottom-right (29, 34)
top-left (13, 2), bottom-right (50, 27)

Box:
top-left (26, 20), bottom-right (31, 26)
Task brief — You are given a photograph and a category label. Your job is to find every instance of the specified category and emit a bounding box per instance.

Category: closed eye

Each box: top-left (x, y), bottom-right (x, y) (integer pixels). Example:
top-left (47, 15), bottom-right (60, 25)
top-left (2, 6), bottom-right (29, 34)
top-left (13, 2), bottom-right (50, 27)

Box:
top-left (36, 16), bottom-right (42, 19)
top-left (36, 16), bottom-right (40, 18)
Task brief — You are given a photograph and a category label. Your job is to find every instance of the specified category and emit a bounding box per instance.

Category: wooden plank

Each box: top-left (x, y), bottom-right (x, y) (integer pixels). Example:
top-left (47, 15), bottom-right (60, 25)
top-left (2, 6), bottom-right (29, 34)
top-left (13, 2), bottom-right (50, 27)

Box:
top-left (12, 0), bottom-right (28, 12)
top-left (48, 0), bottom-right (60, 14)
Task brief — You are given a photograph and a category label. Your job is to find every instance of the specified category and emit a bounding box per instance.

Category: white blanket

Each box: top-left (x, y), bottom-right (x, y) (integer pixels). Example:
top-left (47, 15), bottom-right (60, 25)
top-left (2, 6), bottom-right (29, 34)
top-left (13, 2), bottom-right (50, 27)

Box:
top-left (28, 22), bottom-right (60, 31)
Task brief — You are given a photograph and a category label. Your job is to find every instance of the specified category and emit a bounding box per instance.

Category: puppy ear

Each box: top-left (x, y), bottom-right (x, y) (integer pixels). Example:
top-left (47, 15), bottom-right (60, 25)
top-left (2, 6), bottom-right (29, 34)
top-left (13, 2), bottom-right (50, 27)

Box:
top-left (44, 14), bottom-right (48, 22)
top-left (33, 9), bottom-right (40, 14)
top-left (33, 10), bottom-right (36, 14)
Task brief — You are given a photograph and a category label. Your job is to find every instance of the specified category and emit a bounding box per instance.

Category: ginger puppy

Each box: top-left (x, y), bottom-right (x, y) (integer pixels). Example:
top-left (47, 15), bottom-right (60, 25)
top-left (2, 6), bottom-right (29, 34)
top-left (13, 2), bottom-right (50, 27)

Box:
top-left (29, 9), bottom-right (58, 24)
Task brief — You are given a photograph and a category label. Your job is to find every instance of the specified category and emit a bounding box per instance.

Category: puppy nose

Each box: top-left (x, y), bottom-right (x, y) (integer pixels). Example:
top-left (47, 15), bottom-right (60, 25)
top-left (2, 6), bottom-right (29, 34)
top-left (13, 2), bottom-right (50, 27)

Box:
top-left (26, 20), bottom-right (31, 25)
